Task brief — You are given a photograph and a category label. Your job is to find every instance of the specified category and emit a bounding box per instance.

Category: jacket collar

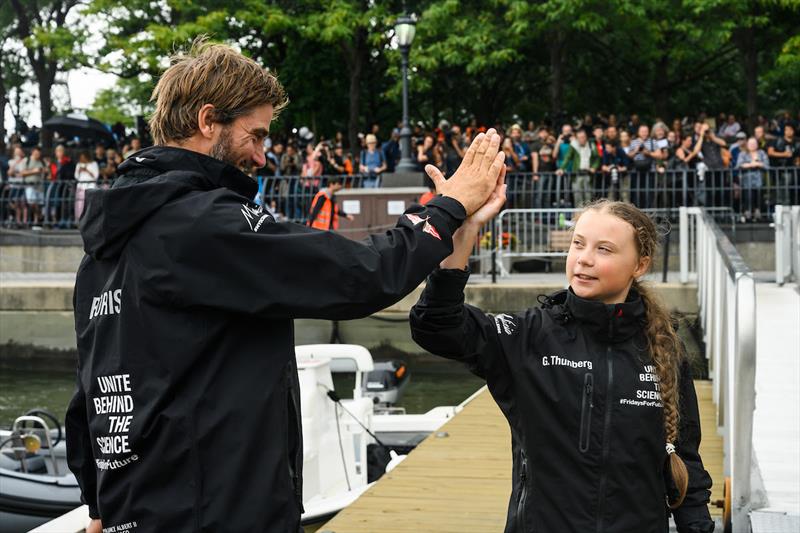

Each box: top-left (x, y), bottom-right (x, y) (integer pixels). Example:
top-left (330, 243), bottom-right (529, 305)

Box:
top-left (117, 145), bottom-right (257, 199)
top-left (557, 287), bottom-right (647, 343)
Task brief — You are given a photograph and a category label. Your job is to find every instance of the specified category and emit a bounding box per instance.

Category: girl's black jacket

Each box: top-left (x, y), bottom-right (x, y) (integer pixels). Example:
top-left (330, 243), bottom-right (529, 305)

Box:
top-left (410, 268), bottom-right (715, 533)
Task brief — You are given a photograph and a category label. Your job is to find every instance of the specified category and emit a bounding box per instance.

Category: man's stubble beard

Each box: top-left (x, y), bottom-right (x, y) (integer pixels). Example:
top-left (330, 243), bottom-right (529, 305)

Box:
top-left (209, 125), bottom-right (246, 171)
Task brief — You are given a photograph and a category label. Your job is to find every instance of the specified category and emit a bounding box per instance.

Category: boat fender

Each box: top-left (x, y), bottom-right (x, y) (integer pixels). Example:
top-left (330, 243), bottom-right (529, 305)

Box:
top-left (385, 450), bottom-right (407, 473)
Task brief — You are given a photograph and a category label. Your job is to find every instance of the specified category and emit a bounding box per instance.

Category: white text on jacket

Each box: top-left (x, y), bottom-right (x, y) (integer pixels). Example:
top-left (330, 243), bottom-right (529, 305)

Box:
top-left (89, 289), bottom-right (122, 320)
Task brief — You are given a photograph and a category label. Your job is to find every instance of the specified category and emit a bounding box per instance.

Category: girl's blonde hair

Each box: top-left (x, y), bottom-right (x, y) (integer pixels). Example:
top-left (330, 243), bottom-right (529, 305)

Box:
top-left (579, 199), bottom-right (689, 508)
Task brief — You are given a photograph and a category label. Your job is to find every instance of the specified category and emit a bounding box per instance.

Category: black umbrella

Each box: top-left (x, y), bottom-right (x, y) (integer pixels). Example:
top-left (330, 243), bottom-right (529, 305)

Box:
top-left (43, 114), bottom-right (115, 145)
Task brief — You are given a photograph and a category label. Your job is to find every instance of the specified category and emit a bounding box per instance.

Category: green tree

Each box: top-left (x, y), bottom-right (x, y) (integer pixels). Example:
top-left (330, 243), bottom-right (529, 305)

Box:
top-left (8, 0), bottom-right (88, 147)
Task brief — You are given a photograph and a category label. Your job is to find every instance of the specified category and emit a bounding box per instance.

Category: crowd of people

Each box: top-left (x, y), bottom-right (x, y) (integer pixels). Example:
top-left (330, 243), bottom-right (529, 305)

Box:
top-left (1, 110), bottom-right (798, 228)
top-left (0, 136), bottom-right (142, 228)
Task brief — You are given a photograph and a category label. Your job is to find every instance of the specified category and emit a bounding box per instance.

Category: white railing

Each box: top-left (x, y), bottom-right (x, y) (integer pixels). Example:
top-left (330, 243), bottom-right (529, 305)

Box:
top-left (682, 206), bottom-right (757, 533)
top-left (775, 205), bottom-right (800, 285)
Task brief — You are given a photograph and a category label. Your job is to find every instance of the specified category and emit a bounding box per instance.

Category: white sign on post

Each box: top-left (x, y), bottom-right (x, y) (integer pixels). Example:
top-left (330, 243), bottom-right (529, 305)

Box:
top-left (387, 200), bottom-right (405, 215)
top-left (342, 200), bottom-right (361, 215)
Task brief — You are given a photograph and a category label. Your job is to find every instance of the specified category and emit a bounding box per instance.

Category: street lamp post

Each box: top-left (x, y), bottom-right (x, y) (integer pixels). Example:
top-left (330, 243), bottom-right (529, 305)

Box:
top-left (394, 14), bottom-right (417, 173)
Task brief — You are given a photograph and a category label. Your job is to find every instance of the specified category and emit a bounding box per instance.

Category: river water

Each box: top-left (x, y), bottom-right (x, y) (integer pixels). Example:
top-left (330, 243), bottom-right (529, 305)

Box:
top-left (0, 354), bottom-right (484, 429)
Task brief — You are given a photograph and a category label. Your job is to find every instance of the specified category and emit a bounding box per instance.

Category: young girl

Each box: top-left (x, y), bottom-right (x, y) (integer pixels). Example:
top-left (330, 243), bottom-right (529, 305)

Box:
top-left (410, 175), bottom-right (714, 533)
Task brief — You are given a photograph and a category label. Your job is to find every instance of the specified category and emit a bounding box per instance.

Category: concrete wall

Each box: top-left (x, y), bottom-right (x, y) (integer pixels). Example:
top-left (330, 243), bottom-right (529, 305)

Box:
top-left (1, 245), bottom-right (85, 273)
top-left (0, 240), bottom-right (775, 274)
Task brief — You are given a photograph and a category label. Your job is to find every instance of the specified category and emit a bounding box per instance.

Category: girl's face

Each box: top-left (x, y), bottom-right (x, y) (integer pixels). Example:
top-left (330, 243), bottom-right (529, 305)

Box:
top-left (566, 209), bottom-right (650, 304)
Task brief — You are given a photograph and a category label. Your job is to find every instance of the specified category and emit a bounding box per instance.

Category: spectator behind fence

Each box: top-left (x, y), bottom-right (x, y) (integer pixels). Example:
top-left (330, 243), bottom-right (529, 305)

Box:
top-left (46, 145), bottom-right (75, 227)
top-left (382, 129), bottom-right (401, 173)
top-left (508, 124), bottom-right (531, 172)
top-left (736, 137), bottom-right (768, 222)
top-left (102, 149), bottom-right (122, 182)
top-left (280, 143), bottom-right (302, 175)
top-left (444, 125), bottom-right (466, 178)
top-left (502, 137), bottom-right (521, 173)
top-left (628, 125), bottom-right (659, 208)
top-left (557, 129), bottom-right (599, 207)
top-left (124, 137), bottom-right (142, 159)
top-left (265, 142), bottom-right (282, 176)
top-left (768, 124), bottom-right (798, 205)
top-left (601, 141), bottom-right (629, 202)
top-left (21, 146), bottom-right (46, 226)
top-left (554, 124), bottom-right (574, 171)
top-left (74, 150), bottom-right (99, 221)
top-left (7, 145), bottom-right (26, 226)
top-left (718, 114), bottom-right (741, 139)
top-left (417, 133), bottom-right (441, 174)
top-left (729, 132), bottom-right (747, 169)
top-left (359, 133), bottom-right (386, 187)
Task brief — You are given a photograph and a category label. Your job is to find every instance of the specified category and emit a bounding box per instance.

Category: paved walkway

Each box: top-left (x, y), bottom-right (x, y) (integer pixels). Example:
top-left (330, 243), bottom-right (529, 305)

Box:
top-left (752, 283), bottom-right (800, 518)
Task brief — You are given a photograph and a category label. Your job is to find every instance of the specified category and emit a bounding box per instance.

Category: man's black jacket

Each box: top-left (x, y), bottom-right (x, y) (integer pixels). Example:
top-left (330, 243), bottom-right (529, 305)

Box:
top-left (410, 269), bottom-right (714, 533)
top-left (65, 146), bottom-right (466, 533)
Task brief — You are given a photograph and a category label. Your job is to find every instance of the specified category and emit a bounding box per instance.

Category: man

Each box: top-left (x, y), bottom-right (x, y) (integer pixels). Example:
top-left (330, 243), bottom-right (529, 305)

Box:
top-left (628, 125), bottom-right (663, 208)
top-left (66, 41), bottom-right (504, 533)
top-left (306, 177), bottom-right (353, 230)
top-left (767, 123), bottom-right (798, 204)
top-left (382, 128), bottom-right (401, 173)
top-left (556, 129), bottom-right (600, 207)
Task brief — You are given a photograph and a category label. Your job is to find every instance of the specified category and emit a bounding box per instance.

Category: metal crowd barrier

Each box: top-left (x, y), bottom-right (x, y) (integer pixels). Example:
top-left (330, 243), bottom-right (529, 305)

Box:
top-left (257, 174), bottom-right (371, 224)
top-left (681, 206), bottom-right (757, 533)
top-left (473, 206), bottom-right (734, 280)
top-left (2, 168), bottom-right (797, 230)
top-left (504, 167), bottom-right (799, 217)
top-left (774, 204), bottom-right (800, 285)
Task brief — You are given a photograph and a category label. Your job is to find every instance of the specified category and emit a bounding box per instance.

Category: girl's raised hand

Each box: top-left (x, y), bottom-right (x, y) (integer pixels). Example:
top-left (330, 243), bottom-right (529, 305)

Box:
top-left (465, 165), bottom-right (507, 229)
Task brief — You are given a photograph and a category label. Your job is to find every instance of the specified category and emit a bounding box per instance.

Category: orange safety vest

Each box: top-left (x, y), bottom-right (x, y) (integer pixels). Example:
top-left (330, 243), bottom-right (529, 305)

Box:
top-left (308, 189), bottom-right (339, 230)
top-left (419, 191), bottom-right (436, 205)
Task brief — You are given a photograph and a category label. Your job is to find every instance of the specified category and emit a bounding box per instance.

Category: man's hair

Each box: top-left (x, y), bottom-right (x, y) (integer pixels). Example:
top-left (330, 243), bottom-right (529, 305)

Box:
top-left (148, 39), bottom-right (288, 145)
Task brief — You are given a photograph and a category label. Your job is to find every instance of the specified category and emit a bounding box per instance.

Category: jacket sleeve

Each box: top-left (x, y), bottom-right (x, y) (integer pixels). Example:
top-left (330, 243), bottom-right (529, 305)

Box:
top-left (146, 194), bottom-right (466, 320)
top-left (409, 268), bottom-right (515, 381)
top-left (672, 360), bottom-right (715, 533)
top-left (65, 371), bottom-right (100, 519)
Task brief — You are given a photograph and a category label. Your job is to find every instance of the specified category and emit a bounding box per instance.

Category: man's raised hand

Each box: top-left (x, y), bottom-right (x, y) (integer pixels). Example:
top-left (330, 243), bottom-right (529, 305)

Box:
top-left (424, 128), bottom-right (505, 215)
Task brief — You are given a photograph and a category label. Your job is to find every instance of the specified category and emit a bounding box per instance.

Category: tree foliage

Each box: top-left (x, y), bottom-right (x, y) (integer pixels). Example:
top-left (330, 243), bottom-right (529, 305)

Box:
top-left (6, 0), bottom-right (800, 142)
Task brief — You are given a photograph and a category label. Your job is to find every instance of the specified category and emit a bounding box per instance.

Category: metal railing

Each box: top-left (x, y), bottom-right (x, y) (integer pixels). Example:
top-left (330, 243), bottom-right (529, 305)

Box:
top-left (504, 167), bottom-right (799, 217)
top-left (471, 206), bottom-right (735, 281)
top-left (2, 168), bottom-right (798, 230)
top-left (681, 206), bottom-right (757, 533)
top-left (774, 205), bottom-right (800, 285)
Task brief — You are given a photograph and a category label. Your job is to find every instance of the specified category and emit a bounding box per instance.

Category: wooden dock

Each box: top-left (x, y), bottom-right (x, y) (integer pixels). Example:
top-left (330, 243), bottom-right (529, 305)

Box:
top-left (322, 381), bottom-right (724, 532)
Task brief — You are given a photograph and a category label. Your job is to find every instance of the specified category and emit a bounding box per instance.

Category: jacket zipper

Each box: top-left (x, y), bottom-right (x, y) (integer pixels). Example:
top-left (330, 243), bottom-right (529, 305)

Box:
top-left (516, 449), bottom-right (529, 533)
top-left (596, 345), bottom-right (614, 533)
top-left (286, 361), bottom-right (305, 513)
top-left (579, 372), bottom-right (594, 453)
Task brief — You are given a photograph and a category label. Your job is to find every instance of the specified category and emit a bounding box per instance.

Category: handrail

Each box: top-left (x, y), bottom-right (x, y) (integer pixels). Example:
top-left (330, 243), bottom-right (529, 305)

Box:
top-left (686, 206), bottom-right (757, 533)
top-left (775, 205), bottom-right (800, 285)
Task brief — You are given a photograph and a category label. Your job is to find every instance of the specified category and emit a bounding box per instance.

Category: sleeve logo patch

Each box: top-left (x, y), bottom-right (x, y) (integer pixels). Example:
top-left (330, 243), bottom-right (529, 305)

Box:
top-left (241, 203), bottom-right (271, 232)
top-left (491, 313), bottom-right (516, 335)
top-left (405, 213), bottom-right (441, 241)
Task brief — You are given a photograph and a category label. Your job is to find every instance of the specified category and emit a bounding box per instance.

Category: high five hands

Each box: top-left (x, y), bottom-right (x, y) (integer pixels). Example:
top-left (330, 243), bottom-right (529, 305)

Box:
top-left (426, 128), bottom-right (506, 216)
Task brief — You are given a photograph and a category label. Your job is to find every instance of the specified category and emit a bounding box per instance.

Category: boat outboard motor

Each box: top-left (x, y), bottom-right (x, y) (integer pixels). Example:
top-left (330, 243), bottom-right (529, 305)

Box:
top-left (362, 360), bottom-right (410, 406)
